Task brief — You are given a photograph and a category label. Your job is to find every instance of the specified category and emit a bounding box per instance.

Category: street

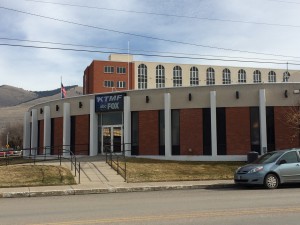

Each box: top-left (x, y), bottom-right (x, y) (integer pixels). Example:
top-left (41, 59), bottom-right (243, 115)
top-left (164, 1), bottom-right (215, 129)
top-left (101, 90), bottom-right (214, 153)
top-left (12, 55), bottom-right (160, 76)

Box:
top-left (1, 186), bottom-right (300, 225)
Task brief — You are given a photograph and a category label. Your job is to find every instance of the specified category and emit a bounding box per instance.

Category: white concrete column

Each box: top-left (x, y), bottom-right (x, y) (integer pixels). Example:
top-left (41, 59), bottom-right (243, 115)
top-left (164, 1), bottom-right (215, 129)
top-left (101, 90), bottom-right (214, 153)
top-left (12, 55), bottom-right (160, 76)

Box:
top-left (44, 106), bottom-right (51, 155)
top-left (124, 96), bottom-right (131, 157)
top-left (259, 89), bottom-right (268, 155)
top-left (164, 93), bottom-right (172, 157)
top-left (23, 112), bottom-right (31, 156)
top-left (31, 109), bottom-right (38, 155)
top-left (63, 103), bottom-right (71, 157)
top-left (210, 91), bottom-right (217, 157)
top-left (89, 99), bottom-right (98, 156)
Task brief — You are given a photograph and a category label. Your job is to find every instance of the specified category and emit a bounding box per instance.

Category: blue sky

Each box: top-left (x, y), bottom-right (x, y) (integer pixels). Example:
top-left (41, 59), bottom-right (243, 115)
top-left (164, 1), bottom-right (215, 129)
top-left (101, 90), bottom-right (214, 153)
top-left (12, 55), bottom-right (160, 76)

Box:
top-left (0, 0), bottom-right (300, 91)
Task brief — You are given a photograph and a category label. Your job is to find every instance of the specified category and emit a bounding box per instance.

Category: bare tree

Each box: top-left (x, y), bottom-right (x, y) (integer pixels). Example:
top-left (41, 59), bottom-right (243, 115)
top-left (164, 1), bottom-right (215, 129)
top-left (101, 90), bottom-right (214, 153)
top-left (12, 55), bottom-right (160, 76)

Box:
top-left (0, 123), bottom-right (23, 149)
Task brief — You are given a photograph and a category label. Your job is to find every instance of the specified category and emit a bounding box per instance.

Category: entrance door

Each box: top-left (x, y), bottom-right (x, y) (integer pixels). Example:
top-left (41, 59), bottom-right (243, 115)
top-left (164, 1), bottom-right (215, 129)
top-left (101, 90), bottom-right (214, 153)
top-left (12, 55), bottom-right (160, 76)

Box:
top-left (102, 126), bottom-right (122, 153)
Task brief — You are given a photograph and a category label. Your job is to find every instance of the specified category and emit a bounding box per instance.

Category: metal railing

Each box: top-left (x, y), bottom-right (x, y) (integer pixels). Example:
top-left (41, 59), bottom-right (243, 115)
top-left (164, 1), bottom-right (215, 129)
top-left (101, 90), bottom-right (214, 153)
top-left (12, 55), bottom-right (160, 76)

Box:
top-left (105, 143), bottom-right (131, 182)
top-left (0, 145), bottom-right (83, 184)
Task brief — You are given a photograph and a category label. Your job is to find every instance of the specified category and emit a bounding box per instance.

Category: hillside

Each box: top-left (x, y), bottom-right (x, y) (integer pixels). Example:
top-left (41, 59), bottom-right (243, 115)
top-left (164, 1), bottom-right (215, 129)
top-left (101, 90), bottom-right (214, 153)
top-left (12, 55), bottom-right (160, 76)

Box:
top-left (0, 85), bottom-right (83, 144)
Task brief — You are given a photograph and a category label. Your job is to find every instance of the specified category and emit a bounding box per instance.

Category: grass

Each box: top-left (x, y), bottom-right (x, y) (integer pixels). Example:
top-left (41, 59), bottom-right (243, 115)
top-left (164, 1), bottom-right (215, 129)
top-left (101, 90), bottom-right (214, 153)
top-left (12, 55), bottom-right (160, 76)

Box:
top-left (0, 165), bottom-right (76, 188)
top-left (120, 158), bottom-right (245, 183)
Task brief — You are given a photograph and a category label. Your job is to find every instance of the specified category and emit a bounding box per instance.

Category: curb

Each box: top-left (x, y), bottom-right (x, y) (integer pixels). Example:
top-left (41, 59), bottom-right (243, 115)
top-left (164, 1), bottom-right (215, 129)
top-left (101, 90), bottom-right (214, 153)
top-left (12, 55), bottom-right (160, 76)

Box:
top-left (0, 183), bottom-right (235, 198)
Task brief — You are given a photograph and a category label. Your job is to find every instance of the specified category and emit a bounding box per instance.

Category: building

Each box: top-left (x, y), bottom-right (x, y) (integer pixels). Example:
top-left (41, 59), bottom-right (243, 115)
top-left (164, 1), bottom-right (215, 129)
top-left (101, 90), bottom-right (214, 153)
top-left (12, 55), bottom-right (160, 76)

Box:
top-left (24, 54), bottom-right (300, 161)
top-left (83, 54), bottom-right (300, 94)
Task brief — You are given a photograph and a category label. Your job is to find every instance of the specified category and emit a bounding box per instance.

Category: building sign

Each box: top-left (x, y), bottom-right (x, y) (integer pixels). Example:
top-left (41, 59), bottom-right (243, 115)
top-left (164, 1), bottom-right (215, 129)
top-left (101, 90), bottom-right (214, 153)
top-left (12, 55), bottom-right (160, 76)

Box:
top-left (95, 93), bottom-right (126, 112)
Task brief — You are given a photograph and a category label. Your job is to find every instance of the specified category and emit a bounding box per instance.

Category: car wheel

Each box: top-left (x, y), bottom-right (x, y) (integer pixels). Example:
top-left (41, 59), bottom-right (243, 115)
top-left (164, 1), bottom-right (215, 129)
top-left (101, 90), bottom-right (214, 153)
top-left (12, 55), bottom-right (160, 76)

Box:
top-left (264, 174), bottom-right (279, 189)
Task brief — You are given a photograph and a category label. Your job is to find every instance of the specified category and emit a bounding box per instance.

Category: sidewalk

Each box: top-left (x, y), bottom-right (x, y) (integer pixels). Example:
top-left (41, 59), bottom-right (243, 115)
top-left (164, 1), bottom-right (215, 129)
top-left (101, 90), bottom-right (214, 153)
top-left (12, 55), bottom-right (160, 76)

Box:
top-left (0, 156), bottom-right (235, 198)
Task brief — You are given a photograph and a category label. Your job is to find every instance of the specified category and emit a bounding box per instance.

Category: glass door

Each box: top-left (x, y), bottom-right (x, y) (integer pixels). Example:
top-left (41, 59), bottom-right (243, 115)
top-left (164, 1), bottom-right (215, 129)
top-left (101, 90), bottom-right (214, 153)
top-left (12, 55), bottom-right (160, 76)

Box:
top-left (102, 126), bottom-right (122, 153)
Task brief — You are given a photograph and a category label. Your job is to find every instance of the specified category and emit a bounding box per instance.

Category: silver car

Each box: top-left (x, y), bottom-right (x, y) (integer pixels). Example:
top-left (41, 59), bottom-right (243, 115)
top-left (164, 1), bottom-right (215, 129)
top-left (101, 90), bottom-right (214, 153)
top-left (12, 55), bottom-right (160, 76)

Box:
top-left (234, 149), bottom-right (300, 189)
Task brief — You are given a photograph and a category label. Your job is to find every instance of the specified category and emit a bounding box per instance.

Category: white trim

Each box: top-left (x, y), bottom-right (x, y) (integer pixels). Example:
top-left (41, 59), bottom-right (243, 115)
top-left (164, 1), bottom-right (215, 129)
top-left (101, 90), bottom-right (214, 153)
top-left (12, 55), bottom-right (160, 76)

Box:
top-left (23, 112), bottom-right (30, 156)
top-left (44, 106), bottom-right (51, 155)
top-left (124, 96), bottom-right (131, 156)
top-left (210, 91), bottom-right (217, 157)
top-left (259, 89), bottom-right (268, 154)
top-left (63, 103), bottom-right (71, 157)
top-left (89, 99), bottom-right (98, 156)
top-left (164, 93), bottom-right (172, 157)
top-left (31, 109), bottom-right (38, 155)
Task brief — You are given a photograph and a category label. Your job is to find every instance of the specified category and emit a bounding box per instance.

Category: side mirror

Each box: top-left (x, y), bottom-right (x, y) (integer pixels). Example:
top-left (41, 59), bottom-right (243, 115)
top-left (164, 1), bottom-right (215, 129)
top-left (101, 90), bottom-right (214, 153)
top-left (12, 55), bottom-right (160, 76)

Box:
top-left (278, 159), bottom-right (287, 165)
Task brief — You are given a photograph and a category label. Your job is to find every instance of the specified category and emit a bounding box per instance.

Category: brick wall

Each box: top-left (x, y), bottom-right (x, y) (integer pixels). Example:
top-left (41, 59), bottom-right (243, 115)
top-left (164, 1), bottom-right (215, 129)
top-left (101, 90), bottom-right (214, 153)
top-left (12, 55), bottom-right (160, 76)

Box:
top-left (180, 109), bottom-right (203, 155)
top-left (84, 61), bottom-right (134, 94)
top-left (139, 111), bottom-right (159, 155)
top-left (274, 106), bottom-right (300, 149)
top-left (73, 115), bottom-right (90, 155)
top-left (226, 107), bottom-right (251, 155)
top-left (52, 117), bottom-right (63, 155)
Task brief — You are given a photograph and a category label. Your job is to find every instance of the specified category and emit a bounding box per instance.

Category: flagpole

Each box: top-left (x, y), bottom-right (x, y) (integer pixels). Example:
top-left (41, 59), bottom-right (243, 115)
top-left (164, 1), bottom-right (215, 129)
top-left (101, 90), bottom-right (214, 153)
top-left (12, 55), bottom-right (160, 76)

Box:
top-left (127, 41), bottom-right (130, 90)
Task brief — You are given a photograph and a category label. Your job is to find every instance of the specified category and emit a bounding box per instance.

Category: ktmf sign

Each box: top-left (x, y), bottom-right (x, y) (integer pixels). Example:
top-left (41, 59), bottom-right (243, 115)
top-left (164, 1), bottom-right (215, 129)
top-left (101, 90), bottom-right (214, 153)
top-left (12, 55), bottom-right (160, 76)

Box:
top-left (95, 93), bottom-right (126, 112)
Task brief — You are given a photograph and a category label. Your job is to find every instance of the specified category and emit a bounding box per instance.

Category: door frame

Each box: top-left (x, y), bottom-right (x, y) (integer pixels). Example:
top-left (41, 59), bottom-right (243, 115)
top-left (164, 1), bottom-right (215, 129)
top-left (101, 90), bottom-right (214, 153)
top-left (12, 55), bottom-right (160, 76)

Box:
top-left (101, 125), bottom-right (123, 153)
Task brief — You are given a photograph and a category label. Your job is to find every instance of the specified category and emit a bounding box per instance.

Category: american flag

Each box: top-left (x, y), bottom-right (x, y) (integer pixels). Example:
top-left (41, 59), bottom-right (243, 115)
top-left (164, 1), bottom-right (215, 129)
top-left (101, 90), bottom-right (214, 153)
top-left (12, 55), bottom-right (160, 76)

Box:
top-left (61, 83), bottom-right (66, 98)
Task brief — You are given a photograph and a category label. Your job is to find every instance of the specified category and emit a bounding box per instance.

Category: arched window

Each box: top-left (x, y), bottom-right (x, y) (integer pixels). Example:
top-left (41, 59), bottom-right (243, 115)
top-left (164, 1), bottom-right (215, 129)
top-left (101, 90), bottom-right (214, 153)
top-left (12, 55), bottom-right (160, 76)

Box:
top-left (206, 67), bottom-right (215, 85)
top-left (253, 70), bottom-right (261, 83)
top-left (156, 65), bottom-right (165, 88)
top-left (283, 71), bottom-right (290, 82)
top-left (190, 67), bottom-right (199, 86)
top-left (138, 64), bottom-right (147, 89)
top-left (173, 66), bottom-right (182, 87)
top-left (268, 71), bottom-right (276, 83)
top-left (222, 68), bottom-right (231, 84)
top-left (238, 69), bottom-right (246, 83)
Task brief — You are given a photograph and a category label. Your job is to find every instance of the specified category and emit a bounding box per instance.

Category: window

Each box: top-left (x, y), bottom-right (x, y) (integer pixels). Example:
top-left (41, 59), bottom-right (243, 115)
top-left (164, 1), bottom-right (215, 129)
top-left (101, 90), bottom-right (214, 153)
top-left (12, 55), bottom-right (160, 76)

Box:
top-left (222, 68), bottom-right (231, 84)
top-left (117, 81), bottom-right (126, 88)
top-left (283, 71), bottom-right (290, 82)
top-left (104, 66), bottom-right (114, 73)
top-left (156, 65), bottom-right (165, 88)
top-left (104, 80), bottom-right (114, 87)
top-left (173, 66), bottom-right (182, 87)
top-left (238, 69), bottom-right (246, 83)
top-left (117, 67), bottom-right (126, 74)
top-left (138, 64), bottom-right (147, 89)
top-left (253, 70), bottom-right (261, 83)
top-left (280, 151), bottom-right (299, 164)
top-left (268, 71), bottom-right (276, 83)
top-left (190, 67), bottom-right (199, 86)
top-left (206, 67), bottom-right (215, 85)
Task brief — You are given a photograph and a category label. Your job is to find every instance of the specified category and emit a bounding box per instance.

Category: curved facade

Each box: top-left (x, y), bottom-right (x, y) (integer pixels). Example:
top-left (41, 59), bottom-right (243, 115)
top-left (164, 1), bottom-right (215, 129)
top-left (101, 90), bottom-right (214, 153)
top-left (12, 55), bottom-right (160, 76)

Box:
top-left (24, 83), bottom-right (300, 161)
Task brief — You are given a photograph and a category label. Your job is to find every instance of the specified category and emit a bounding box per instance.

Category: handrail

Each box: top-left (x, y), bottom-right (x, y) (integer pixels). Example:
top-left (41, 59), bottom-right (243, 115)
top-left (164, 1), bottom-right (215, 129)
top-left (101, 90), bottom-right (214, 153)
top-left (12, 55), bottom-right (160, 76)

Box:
top-left (1, 145), bottom-right (82, 184)
top-left (105, 143), bottom-right (131, 182)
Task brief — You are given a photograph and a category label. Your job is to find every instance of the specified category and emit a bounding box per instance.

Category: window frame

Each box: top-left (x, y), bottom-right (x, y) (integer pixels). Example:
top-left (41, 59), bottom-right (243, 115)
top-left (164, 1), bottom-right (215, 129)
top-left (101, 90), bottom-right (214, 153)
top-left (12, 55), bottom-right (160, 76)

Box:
top-left (190, 66), bottom-right (199, 86)
top-left (238, 69), bottom-right (246, 83)
top-left (268, 71), bottom-right (276, 83)
top-left (253, 70), bottom-right (262, 83)
top-left (222, 68), bottom-right (231, 84)
top-left (206, 67), bottom-right (215, 85)
top-left (156, 65), bottom-right (165, 88)
top-left (116, 67), bottom-right (126, 74)
top-left (104, 66), bottom-right (114, 74)
top-left (173, 66), bottom-right (182, 87)
top-left (138, 64), bottom-right (147, 89)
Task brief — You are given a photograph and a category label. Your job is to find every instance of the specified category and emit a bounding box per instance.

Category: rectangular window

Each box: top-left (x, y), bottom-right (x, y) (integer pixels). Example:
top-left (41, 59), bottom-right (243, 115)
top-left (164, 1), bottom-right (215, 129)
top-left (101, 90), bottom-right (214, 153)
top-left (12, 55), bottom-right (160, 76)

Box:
top-left (159, 110), bottom-right (165, 155)
top-left (117, 67), bottom-right (126, 74)
top-left (266, 107), bottom-right (275, 152)
top-left (217, 108), bottom-right (226, 155)
top-left (172, 110), bottom-right (180, 155)
top-left (131, 112), bottom-right (139, 155)
top-left (104, 80), bottom-right (114, 87)
top-left (104, 66), bottom-right (114, 73)
top-left (117, 81), bottom-right (126, 88)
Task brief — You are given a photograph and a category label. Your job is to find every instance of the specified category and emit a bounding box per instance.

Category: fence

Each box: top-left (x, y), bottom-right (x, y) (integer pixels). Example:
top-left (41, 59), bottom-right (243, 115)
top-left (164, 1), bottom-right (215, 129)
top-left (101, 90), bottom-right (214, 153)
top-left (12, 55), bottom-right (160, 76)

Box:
top-left (0, 145), bottom-right (83, 184)
top-left (105, 143), bottom-right (131, 182)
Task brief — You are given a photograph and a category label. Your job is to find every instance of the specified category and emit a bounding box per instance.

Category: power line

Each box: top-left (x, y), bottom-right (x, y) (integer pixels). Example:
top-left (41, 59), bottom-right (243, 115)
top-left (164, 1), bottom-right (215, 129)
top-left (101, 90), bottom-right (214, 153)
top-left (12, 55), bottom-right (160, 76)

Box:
top-left (2, 37), bottom-right (300, 63)
top-left (0, 5), bottom-right (299, 59)
top-left (1, 42), bottom-right (300, 66)
top-left (266, 0), bottom-right (300, 4)
top-left (24, 0), bottom-right (300, 29)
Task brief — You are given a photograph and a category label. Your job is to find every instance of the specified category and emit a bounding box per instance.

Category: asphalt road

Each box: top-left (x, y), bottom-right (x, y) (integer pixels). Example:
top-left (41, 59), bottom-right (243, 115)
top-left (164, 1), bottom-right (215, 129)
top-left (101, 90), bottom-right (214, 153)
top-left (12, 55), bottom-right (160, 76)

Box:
top-left (1, 186), bottom-right (300, 225)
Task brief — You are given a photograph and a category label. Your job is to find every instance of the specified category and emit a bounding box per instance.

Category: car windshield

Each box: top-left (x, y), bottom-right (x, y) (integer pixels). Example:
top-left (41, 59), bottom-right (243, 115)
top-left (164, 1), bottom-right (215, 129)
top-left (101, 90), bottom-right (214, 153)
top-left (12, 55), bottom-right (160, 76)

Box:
top-left (253, 151), bottom-right (284, 164)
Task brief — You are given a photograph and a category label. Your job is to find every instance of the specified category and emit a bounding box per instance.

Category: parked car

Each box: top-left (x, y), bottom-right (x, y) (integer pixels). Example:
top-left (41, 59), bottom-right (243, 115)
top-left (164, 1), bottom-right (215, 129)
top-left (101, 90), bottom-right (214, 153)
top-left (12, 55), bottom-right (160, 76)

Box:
top-left (235, 149), bottom-right (300, 189)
